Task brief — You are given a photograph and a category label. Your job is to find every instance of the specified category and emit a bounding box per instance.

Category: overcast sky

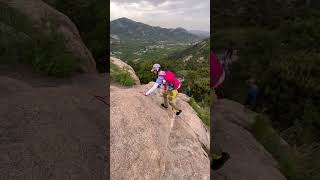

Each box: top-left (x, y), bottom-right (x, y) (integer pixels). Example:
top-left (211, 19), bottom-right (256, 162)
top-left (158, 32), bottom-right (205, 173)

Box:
top-left (110, 0), bottom-right (210, 31)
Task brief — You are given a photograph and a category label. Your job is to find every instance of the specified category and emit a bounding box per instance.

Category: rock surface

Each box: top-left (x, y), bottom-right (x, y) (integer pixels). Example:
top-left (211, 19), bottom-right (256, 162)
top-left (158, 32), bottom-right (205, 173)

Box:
top-left (110, 56), bottom-right (141, 85)
top-left (1, 0), bottom-right (97, 73)
top-left (211, 99), bottom-right (287, 180)
top-left (110, 82), bottom-right (210, 180)
top-left (0, 74), bottom-right (107, 179)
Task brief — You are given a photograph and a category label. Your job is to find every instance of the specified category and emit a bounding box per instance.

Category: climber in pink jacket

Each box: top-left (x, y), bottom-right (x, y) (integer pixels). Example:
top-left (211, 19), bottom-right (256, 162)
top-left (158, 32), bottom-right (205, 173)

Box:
top-left (162, 71), bottom-right (182, 115)
top-left (145, 64), bottom-right (182, 115)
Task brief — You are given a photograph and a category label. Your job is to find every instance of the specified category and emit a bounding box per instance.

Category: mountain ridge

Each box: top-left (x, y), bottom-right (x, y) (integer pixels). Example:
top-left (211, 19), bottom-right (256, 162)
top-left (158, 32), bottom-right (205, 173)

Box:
top-left (110, 17), bottom-right (200, 42)
top-left (189, 30), bottom-right (210, 38)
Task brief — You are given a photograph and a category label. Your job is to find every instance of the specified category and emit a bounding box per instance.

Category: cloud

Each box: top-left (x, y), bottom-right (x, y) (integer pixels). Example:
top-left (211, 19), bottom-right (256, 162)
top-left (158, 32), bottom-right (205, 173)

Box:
top-left (110, 0), bottom-right (210, 31)
top-left (111, 0), bottom-right (175, 5)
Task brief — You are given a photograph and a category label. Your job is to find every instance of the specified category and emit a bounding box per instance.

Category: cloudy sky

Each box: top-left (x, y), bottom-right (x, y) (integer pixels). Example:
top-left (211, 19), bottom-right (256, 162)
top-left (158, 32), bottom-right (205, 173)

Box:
top-left (110, 0), bottom-right (210, 31)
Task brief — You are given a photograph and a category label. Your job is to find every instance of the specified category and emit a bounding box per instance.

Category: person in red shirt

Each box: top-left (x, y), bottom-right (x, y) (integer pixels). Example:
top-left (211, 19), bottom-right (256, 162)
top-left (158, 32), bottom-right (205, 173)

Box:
top-left (210, 50), bottom-right (230, 170)
top-left (210, 51), bottom-right (225, 99)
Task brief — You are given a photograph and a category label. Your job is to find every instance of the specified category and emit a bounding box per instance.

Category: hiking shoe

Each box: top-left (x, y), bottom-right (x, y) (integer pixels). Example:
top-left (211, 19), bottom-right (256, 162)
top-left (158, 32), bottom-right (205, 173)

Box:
top-left (211, 152), bottom-right (230, 170)
top-left (161, 104), bottom-right (168, 109)
top-left (176, 110), bottom-right (182, 116)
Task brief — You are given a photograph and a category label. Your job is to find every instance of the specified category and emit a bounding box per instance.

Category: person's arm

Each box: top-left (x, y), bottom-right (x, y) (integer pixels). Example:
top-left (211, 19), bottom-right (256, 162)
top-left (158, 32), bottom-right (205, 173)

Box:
top-left (145, 82), bottom-right (160, 96)
top-left (145, 76), bottom-right (164, 96)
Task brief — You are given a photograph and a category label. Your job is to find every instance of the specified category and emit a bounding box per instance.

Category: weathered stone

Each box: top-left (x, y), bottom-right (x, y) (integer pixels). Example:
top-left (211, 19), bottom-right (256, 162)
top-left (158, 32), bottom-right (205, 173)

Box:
top-left (1, 0), bottom-right (97, 73)
top-left (110, 57), bottom-right (141, 85)
top-left (212, 99), bottom-right (287, 180)
top-left (111, 83), bottom-right (210, 180)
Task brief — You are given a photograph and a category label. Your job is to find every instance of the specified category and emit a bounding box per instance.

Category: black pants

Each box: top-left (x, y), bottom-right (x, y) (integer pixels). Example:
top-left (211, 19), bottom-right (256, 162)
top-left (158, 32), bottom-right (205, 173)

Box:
top-left (244, 95), bottom-right (256, 110)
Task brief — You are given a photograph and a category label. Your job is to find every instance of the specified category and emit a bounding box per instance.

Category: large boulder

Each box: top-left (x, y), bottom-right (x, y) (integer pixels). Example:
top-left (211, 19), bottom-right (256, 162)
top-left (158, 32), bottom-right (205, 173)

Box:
top-left (0, 74), bottom-right (107, 179)
top-left (1, 0), bottom-right (97, 73)
top-left (110, 57), bottom-right (141, 85)
top-left (212, 99), bottom-right (287, 180)
top-left (110, 82), bottom-right (210, 179)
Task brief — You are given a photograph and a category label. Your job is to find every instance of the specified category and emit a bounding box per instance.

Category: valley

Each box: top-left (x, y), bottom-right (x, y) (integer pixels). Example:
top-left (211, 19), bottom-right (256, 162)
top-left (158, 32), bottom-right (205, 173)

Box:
top-left (110, 17), bottom-right (206, 63)
top-left (110, 17), bottom-right (211, 126)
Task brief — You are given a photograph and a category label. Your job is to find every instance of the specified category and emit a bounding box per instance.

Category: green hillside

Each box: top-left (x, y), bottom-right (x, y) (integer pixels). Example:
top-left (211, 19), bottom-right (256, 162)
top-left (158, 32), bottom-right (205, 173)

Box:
top-left (213, 0), bottom-right (320, 179)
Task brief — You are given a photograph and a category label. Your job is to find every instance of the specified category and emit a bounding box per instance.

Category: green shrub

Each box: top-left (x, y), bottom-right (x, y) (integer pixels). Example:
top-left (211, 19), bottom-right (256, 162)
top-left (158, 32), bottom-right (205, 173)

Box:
top-left (252, 115), bottom-right (303, 180)
top-left (110, 63), bottom-right (135, 87)
top-left (188, 97), bottom-right (210, 126)
top-left (32, 51), bottom-right (77, 77)
top-left (32, 31), bottom-right (78, 77)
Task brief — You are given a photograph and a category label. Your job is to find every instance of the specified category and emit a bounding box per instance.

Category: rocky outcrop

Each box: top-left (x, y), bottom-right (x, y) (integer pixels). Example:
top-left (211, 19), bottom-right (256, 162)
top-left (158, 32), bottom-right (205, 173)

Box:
top-left (212, 99), bottom-right (287, 180)
top-left (0, 74), bottom-right (107, 179)
top-left (110, 82), bottom-right (210, 179)
top-left (1, 0), bottom-right (97, 73)
top-left (110, 57), bottom-right (141, 85)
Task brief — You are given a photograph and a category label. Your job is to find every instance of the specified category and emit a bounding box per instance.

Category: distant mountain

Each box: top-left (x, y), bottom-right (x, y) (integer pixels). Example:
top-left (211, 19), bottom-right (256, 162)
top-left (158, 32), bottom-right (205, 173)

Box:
top-left (110, 17), bottom-right (200, 42)
top-left (188, 30), bottom-right (210, 38)
top-left (168, 38), bottom-right (210, 64)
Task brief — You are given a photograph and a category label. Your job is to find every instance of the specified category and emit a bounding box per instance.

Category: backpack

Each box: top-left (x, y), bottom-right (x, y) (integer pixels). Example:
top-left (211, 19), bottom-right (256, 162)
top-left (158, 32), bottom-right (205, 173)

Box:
top-left (164, 71), bottom-right (181, 90)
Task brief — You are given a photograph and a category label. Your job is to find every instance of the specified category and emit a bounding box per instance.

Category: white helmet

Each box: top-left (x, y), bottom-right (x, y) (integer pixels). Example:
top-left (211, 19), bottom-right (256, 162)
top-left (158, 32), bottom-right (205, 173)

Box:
top-left (151, 64), bottom-right (161, 72)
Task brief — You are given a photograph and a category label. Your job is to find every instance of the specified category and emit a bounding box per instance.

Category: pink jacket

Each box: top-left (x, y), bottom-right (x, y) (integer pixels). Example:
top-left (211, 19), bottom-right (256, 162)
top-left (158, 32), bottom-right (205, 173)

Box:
top-left (164, 71), bottom-right (181, 90)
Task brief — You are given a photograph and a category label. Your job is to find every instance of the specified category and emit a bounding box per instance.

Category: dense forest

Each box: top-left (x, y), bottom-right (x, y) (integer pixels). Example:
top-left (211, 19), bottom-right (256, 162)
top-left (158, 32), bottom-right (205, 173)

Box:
top-left (213, 0), bottom-right (320, 179)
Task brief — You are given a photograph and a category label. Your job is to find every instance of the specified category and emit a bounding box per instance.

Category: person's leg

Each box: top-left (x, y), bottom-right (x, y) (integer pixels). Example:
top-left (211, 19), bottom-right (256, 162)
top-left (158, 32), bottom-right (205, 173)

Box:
top-left (251, 96), bottom-right (257, 111)
top-left (162, 90), bottom-right (169, 108)
top-left (247, 94), bottom-right (256, 110)
top-left (220, 88), bottom-right (224, 99)
top-left (168, 90), bottom-right (182, 115)
top-left (244, 95), bottom-right (249, 106)
top-left (244, 93), bottom-right (253, 109)
top-left (215, 88), bottom-right (223, 99)
top-left (168, 90), bottom-right (178, 111)
top-left (211, 89), bottom-right (217, 106)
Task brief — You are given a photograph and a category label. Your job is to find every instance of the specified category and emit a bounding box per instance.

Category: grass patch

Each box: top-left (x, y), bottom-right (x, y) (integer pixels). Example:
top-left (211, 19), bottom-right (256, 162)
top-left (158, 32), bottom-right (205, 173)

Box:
top-left (188, 97), bottom-right (210, 126)
top-left (110, 63), bottom-right (135, 87)
top-left (252, 115), bottom-right (304, 180)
